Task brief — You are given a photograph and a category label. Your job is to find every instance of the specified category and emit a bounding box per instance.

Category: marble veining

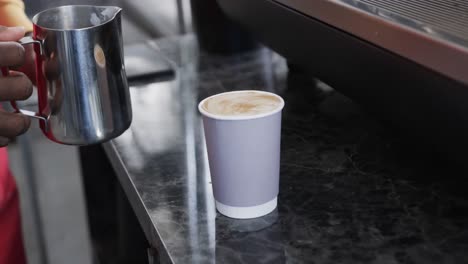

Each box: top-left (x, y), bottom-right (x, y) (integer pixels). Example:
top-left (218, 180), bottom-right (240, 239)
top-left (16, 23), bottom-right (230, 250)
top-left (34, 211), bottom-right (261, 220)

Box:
top-left (104, 35), bottom-right (468, 263)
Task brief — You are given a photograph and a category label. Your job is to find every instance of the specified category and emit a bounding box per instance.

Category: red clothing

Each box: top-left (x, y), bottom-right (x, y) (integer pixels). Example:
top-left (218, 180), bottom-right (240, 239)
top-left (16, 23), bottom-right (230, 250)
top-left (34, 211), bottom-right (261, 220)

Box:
top-left (0, 147), bottom-right (26, 264)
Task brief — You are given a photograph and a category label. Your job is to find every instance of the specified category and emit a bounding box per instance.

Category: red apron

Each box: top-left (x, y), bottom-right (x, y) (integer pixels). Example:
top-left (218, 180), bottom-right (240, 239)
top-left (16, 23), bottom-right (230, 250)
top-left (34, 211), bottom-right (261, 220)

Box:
top-left (0, 147), bottom-right (26, 264)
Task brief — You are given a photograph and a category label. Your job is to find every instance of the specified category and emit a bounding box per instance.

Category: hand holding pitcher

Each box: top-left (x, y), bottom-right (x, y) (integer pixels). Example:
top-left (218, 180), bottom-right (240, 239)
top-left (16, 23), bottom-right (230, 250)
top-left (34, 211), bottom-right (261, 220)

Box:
top-left (0, 26), bottom-right (33, 147)
top-left (1, 5), bottom-right (132, 146)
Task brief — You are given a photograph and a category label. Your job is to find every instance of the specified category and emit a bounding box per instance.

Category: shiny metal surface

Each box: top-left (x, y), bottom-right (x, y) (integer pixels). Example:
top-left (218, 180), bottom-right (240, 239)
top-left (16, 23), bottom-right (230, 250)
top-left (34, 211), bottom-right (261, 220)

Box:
top-left (275, 0), bottom-right (468, 85)
top-left (16, 108), bottom-right (49, 131)
top-left (19, 37), bottom-right (43, 55)
top-left (32, 5), bottom-right (132, 145)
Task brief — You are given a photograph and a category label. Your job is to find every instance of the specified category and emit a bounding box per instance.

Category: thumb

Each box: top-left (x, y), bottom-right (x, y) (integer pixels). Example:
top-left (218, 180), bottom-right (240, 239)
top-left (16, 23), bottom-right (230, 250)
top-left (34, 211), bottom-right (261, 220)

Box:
top-left (0, 26), bottom-right (25, 42)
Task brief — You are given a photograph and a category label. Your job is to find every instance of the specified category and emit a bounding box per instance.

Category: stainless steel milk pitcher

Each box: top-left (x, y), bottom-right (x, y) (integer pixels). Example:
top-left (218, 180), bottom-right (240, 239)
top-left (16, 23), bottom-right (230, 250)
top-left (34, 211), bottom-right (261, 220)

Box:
top-left (1, 5), bottom-right (132, 145)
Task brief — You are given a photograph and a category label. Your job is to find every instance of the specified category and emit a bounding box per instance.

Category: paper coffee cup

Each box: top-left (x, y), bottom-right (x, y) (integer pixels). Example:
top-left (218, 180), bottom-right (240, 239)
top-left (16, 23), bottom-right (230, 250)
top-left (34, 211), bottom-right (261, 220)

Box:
top-left (199, 90), bottom-right (285, 219)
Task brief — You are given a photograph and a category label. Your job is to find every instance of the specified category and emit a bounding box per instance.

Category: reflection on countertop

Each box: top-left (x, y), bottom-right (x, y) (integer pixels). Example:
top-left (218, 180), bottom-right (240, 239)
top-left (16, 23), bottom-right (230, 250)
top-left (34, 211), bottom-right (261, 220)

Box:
top-left (104, 35), bottom-right (468, 264)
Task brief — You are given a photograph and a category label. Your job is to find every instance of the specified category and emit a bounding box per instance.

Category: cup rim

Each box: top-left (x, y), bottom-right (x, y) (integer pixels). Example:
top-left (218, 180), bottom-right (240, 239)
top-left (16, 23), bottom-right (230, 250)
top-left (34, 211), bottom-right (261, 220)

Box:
top-left (32, 5), bottom-right (121, 32)
top-left (198, 90), bottom-right (285, 121)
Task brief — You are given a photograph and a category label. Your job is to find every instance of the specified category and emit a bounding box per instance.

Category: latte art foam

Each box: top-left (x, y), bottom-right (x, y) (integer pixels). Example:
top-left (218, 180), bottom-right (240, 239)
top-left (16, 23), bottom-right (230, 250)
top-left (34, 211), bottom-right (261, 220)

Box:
top-left (202, 91), bottom-right (282, 117)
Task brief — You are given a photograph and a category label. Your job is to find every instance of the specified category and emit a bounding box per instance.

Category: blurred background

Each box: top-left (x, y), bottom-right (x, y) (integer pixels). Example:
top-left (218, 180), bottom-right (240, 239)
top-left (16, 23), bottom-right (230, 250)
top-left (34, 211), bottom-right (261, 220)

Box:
top-left (9, 1), bottom-right (193, 264)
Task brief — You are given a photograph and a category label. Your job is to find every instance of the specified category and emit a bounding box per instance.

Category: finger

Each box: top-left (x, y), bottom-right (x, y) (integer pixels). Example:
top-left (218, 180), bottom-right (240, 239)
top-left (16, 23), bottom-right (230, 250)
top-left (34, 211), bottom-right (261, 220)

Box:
top-left (0, 41), bottom-right (25, 67)
top-left (0, 136), bottom-right (10, 147)
top-left (0, 111), bottom-right (30, 138)
top-left (0, 26), bottom-right (25, 41)
top-left (12, 43), bottom-right (36, 83)
top-left (0, 71), bottom-right (33, 101)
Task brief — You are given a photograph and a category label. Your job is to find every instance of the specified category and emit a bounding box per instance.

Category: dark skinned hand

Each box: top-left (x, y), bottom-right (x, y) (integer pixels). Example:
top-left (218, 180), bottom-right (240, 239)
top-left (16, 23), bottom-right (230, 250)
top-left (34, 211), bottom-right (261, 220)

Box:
top-left (0, 26), bottom-right (33, 147)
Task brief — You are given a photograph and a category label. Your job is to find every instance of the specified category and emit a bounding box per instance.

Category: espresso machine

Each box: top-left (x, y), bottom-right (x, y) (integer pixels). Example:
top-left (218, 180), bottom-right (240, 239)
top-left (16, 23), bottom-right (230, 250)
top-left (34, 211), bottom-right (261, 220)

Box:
top-left (218, 0), bottom-right (468, 163)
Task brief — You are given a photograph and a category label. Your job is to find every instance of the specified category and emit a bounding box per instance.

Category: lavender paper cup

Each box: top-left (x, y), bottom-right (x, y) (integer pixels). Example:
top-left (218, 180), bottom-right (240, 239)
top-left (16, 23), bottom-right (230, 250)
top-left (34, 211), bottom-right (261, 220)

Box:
top-left (198, 90), bottom-right (285, 219)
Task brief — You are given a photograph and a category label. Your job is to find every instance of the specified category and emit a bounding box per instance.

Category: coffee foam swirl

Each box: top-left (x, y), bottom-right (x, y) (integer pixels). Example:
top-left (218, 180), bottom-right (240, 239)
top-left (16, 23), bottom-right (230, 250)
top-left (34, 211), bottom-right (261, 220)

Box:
top-left (202, 91), bottom-right (282, 117)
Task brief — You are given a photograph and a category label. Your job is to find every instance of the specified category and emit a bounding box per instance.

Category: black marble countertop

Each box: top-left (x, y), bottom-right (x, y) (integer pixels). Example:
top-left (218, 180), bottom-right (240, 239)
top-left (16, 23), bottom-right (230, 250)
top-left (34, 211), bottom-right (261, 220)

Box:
top-left (104, 35), bottom-right (468, 264)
